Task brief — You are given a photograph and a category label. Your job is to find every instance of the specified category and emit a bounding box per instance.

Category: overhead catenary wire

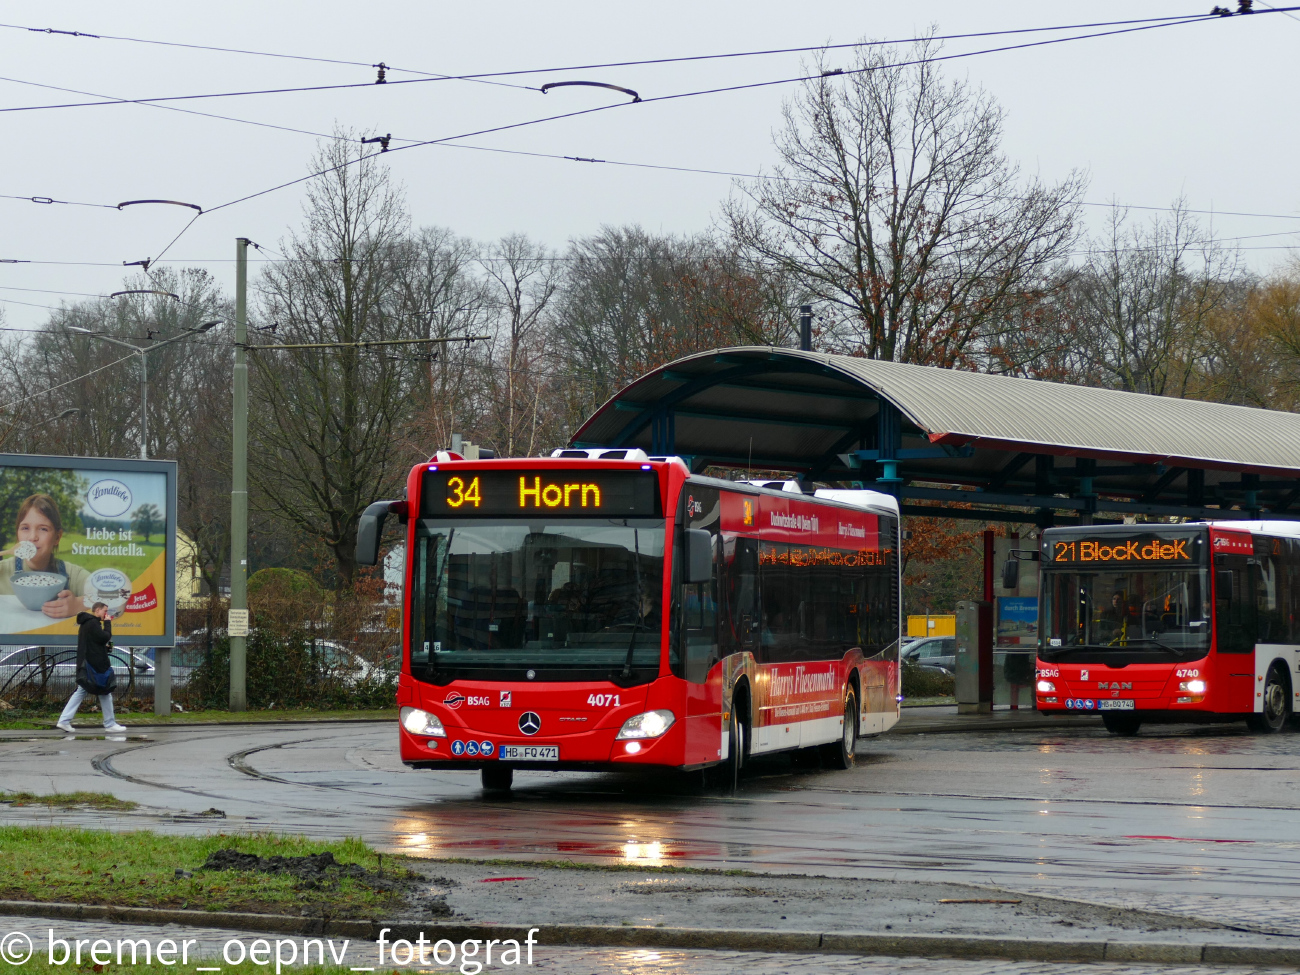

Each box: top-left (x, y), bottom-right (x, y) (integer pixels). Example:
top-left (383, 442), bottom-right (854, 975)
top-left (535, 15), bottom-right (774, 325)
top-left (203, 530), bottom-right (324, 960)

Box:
top-left (163, 9), bottom-right (1290, 265)
top-left (0, 10), bottom-right (1251, 102)
top-left (241, 335), bottom-right (491, 351)
top-left (2, 10), bottom-right (1276, 116)
top-left (7, 9), bottom-right (1293, 281)
top-left (0, 21), bottom-right (539, 91)
top-left (0, 350), bottom-right (139, 412)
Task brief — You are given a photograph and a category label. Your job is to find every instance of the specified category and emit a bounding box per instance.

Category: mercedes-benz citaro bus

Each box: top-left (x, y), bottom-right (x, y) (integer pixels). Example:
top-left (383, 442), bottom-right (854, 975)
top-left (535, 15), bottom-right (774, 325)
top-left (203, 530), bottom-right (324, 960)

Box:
top-left (357, 448), bottom-right (902, 792)
top-left (1036, 521), bottom-right (1300, 735)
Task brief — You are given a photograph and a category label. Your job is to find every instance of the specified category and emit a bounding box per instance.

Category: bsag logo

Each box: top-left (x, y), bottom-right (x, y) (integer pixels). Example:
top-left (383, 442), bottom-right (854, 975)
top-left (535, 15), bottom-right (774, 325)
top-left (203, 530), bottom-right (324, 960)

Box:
top-left (443, 692), bottom-right (466, 709)
top-left (85, 478), bottom-right (133, 519)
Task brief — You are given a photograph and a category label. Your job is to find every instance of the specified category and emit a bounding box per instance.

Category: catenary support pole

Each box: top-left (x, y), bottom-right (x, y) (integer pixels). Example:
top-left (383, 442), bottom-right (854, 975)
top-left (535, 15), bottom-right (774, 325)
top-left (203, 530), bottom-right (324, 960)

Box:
top-left (139, 351), bottom-right (148, 460)
top-left (229, 238), bottom-right (249, 711)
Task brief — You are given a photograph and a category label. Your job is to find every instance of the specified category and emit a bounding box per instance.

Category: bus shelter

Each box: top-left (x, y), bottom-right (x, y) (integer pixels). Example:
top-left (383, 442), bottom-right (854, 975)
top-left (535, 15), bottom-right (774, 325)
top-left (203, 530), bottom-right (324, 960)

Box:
top-left (571, 348), bottom-right (1300, 711)
top-left (572, 348), bottom-right (1300, 525)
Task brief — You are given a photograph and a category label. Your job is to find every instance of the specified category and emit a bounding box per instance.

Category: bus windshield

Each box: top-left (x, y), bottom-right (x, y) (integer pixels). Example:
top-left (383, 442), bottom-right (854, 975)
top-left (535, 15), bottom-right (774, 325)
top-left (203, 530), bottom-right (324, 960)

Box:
top-left (1042, 567), bottom-right (1210, 656)
top-left (410, 521), bottom-right (665, 682)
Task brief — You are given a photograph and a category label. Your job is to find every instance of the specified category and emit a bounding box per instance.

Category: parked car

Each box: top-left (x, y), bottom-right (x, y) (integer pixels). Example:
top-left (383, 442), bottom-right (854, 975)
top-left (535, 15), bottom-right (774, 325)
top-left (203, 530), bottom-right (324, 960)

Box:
top-left (0, 645), bottom-right (155, 697)
top-left (901, 635), bottom-right (957, 674)
top-left (142, 638), bottom-right (206, 688)
top-left (309, 640), bottom-right (380, 685)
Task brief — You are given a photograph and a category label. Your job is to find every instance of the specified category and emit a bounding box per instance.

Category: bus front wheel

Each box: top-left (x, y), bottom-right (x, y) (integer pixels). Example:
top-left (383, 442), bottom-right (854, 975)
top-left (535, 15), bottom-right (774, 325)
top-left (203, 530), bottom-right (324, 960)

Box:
top-left (821, 688), bottom-right (858, 769)
top-left (1247, 665), bottom-right (1291, 734)
top-left (1102, 712), bottom-right (1142, 736)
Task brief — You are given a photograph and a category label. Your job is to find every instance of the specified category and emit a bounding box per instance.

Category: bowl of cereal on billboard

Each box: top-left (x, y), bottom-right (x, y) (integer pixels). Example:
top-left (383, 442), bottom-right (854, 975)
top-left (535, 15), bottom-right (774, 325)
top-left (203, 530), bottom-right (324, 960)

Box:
top-left (12, 570), bottom-right (69, 611)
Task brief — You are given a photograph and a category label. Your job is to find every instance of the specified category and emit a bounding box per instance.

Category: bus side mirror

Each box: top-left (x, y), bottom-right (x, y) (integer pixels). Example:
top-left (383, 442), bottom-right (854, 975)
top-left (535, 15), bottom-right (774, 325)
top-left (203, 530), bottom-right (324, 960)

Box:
top-left (1215, 569), bottom-right (1233, 601)
top-left (1001, 559), bottom-right (1020, 590)
top-left (684, 529), bottom-right (712, 584)
top-left (356, 500), bottom-right (406, 566)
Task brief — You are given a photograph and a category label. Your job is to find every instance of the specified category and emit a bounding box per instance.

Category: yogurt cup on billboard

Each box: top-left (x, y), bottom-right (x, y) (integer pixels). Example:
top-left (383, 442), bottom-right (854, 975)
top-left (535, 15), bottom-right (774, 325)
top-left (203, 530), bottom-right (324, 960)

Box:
top-left (86, 567), bottom-right (132, 618)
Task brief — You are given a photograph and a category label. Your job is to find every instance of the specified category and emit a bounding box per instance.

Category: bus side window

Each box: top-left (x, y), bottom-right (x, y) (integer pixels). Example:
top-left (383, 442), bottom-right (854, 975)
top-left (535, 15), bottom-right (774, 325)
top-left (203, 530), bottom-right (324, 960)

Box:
top-left (1215, 555), bottom-right (1256, 653)
top-left (1254, 553), bottom-right (1283, 643)
top-left (681, 534), bottom-right (718, 684)
top-left (728, 538), bottom-right (760, 655)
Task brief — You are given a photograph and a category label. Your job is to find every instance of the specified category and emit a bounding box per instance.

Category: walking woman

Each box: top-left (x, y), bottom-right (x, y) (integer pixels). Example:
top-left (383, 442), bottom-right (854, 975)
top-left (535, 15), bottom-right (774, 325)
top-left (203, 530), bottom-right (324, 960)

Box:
top-left (56, 601), bottom-right (127, 733)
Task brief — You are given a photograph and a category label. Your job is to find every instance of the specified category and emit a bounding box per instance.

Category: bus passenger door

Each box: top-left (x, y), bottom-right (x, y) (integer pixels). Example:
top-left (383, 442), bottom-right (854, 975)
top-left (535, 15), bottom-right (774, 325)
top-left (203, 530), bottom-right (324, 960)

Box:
top-left (1214, 555), bottom-right (1257, 712)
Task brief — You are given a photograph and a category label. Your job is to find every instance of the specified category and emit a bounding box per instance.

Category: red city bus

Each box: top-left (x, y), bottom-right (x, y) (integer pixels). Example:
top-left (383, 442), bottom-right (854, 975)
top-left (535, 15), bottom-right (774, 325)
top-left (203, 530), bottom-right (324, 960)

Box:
top-left (358, 449), bottom-right (901, 791)
top-left (1036, 521), bottom-right (1300, 734)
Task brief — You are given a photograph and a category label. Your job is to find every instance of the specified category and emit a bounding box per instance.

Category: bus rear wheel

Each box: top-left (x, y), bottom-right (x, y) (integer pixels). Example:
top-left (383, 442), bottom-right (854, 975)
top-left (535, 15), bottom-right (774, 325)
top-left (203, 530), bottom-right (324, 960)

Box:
top-left (1102, 712), bottom-right (1142, 736)
top-left (481, 765), bottom-right (514, 792)
top-left (1246, 665), bottom-right (1290, 734)
top-left (820, 688), bottom-right (858, 769)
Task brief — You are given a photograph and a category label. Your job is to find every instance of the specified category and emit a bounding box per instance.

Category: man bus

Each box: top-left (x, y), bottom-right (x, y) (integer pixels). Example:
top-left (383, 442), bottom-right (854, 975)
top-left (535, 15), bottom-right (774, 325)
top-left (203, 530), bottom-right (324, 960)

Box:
top-left (358, 449), bottom-right (901, 791)
top-left (1036, 521), bottom-right (1300, 735)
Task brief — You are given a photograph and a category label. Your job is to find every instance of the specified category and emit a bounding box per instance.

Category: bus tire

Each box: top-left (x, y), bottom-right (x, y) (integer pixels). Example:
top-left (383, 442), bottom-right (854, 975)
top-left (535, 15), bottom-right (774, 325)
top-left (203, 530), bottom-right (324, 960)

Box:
top-left (821, 688), bottom-right (858, 769)
top-left (1246, 664), bottom-right (1290, 734)
top-left (481, 765), bottom-right (514, 793)
top-left (1102, 713), bottom-right (1142, 736)
top-left (726, 707), bottom-right (747, 792)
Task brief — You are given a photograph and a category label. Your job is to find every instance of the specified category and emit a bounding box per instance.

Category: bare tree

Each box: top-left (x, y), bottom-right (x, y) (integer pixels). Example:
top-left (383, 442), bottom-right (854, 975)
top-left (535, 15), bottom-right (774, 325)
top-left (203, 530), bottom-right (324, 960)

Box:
top-left (480, 234), bottom-right (558, 457)
top-left (724, 36), bottom-right (1085, 366)
top-left (1067, 203), bottom-right (1240, 397)
top-left (252, 135), bottom-right (423, 590)
top-left (547, 226), bottom-right (794, 438)
top-left (392, 226), bottom-right (493, 456)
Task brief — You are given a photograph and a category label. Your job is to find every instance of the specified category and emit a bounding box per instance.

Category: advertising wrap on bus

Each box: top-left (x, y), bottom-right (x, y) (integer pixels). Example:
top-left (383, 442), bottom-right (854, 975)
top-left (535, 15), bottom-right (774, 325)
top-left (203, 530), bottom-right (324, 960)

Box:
top-left (0, 454), bottom-right (177, 647)
top-left (390, 456), bottom-right (902, 786)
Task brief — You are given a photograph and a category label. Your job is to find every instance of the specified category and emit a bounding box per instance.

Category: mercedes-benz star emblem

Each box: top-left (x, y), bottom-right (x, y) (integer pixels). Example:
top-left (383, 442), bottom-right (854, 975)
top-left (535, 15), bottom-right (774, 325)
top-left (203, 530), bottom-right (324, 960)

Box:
top-left (518, 711), bottom-right (541, 736)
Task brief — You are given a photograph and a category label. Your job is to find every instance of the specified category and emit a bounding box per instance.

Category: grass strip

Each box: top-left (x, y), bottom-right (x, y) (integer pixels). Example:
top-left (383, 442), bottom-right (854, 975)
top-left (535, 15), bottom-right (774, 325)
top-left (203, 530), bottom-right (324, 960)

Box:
top-left (2, 791), bottom-right (138, 811)
top-left (0, 826), bottom-right (411, 919)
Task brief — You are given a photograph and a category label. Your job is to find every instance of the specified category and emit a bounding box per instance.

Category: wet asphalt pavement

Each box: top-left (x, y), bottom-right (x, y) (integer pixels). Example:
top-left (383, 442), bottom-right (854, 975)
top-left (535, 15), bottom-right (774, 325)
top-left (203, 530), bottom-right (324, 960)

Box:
top-left (3, 713), bottom-right (1300, 941)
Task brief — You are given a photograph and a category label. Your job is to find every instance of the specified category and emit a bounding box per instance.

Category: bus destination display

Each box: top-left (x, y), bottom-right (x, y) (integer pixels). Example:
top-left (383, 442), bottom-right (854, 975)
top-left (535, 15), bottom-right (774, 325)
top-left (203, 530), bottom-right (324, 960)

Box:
top-left (421, 469), bottom-right (661, 518)
top-left (1049, 533), bottom-right (1198, 565)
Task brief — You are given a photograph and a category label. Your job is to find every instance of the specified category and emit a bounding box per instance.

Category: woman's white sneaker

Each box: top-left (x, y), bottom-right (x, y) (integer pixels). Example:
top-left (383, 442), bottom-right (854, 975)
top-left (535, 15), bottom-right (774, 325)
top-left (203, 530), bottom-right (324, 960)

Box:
top-left (104, 723), bottom-right (127, 733)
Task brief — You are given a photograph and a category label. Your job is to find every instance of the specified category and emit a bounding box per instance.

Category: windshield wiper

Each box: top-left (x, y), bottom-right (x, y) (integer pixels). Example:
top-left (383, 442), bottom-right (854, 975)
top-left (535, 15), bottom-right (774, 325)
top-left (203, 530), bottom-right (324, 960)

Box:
top-left (1118, 637), bottom-right (1182, 654)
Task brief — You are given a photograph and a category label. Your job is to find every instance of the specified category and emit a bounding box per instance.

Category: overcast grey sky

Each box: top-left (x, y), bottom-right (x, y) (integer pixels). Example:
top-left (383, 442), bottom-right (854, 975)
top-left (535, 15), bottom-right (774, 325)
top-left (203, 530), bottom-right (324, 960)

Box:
top-left (3, 1), bottom-right (1299, 333)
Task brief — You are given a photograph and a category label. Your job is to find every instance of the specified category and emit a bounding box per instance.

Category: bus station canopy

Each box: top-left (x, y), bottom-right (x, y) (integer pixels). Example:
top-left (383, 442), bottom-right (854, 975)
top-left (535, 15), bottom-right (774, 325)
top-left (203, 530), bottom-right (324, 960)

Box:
top-left (571, 348), bottom-right (1300, 524)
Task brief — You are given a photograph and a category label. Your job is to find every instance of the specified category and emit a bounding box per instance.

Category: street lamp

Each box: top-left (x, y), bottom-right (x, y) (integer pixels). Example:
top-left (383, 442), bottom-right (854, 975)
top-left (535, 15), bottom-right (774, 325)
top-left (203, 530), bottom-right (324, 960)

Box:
top-left (67, 320), bottom-right (219, 459)
top-left (65, 320), bottom-right (217, 717)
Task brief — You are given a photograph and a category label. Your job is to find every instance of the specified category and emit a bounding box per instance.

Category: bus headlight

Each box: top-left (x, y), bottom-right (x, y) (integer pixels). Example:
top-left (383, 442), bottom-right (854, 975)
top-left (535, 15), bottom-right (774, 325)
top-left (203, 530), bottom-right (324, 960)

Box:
top-left (1179, 679), bottom-right (1207, 695)
top-left (400, 707), bottom-right (446, 737)
top-left (616, 709), bottom-right (676, 740)
top-left (1036, 680), bottom-right (1056, 693)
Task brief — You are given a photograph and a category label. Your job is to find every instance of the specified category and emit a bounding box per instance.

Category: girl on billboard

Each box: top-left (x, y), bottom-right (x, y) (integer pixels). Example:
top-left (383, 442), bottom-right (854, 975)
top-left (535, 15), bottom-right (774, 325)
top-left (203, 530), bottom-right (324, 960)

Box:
top-left (0, 493), bottom-right (91, 617)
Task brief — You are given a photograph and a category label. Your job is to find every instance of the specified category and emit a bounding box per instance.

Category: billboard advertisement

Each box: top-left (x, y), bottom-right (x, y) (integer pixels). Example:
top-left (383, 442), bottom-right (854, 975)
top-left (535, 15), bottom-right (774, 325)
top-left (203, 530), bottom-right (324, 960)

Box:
top-left (0, 454), bottom-right (176, 646)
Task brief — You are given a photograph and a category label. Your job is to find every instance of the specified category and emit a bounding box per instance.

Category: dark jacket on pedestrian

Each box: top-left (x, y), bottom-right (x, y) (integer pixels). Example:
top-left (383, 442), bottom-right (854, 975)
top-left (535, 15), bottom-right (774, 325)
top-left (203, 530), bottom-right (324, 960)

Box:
top-left (75, 611), bottom-right (115, 694)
